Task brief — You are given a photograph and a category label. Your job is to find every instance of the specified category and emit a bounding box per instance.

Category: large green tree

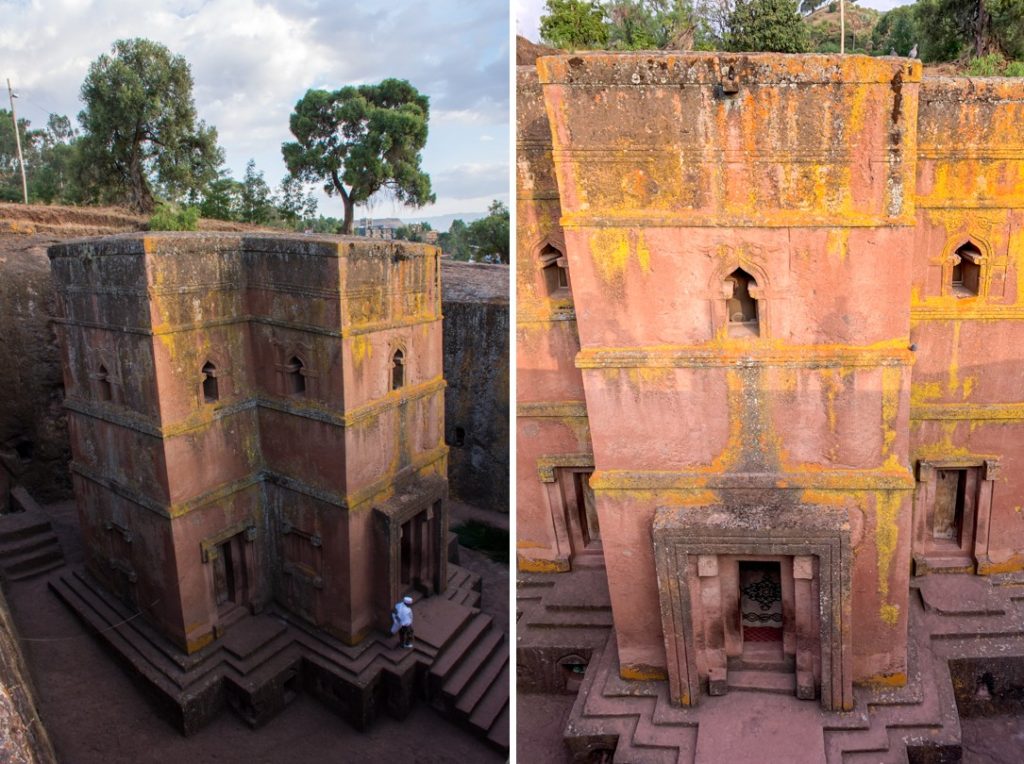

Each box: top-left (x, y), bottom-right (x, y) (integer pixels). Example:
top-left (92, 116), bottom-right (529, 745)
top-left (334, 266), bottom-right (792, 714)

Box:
top-left (77, 38), bottom-right (223, 212)
top-left (282, 79), bottom-right (434, 234)
top-left (726, 0), bottom-right (809, 52)
top-left (915, 0), bottom-right (1024, 61)
top-left (607, 0), bottom-right (700, 49)
top-left (466, 200), bottom-right (510, 264)
top-left (540, 0), bottom-right (611, 49)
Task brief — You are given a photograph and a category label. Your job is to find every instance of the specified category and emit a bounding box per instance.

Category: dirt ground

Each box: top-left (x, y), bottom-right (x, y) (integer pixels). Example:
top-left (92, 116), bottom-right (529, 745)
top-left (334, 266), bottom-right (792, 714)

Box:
top-left (5, 500), bottom-right (506, 764)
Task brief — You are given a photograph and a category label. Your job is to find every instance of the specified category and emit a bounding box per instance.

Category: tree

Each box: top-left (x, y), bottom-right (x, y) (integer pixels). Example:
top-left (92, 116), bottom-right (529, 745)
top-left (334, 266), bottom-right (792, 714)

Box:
top-left (0, 109), bottom-right (40, 202)
top-left (32, 114), bottom-right (82, 204)
top-left (540, 0), bottom-right (611, 49)
top-left (466, 200), bottom-right (510, 264)
top-left (438, 218), bottom-right (473, 260)
top-left (872, 6), bottom-right (919, 57)
top-left (277, 175), bottom-right (318, 225)
top-left (282, 79), bottom-right (434, 234)
top-left (915, 0), bottom-right (1024, 61)
top-left (198, 174), bottom-right (243, 221)
top-left (726, 0), bottom-right (809, 52)
top-left (607, 1), bottom-right (700, 49)
top-left (238, 159), bottom-right (275, 224)
top-left (77, 38), bottom-right (223, 213)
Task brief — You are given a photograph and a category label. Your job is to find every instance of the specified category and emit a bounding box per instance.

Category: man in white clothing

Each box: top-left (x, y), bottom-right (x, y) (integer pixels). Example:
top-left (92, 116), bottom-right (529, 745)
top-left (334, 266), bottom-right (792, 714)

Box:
top-left (391, 595), bottom-right (414, 648)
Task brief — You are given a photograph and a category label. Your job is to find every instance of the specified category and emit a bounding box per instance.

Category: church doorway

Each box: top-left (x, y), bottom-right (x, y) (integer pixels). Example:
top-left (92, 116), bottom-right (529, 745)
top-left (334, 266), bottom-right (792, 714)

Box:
top-left (739, 560), bottom-right (783, 646)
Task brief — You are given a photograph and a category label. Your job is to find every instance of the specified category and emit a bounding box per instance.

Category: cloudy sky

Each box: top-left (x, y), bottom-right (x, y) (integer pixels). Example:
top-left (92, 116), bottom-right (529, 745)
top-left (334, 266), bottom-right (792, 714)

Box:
top-left (515, 0), bottom-right (914, 41)
top-left (0, 0), bottom-right (510, 221)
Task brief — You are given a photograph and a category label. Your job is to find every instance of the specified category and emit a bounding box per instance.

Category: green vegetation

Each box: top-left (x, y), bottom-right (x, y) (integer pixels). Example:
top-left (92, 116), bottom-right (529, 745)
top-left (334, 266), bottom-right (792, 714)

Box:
top-left (77, 38), bottom-right (223, 213)
top-left (540, 0), bottom-right (611, 48)
top-left (451, 521), bottom-right (509, 563)
top-left (436, 200), bottom-right (510, 263)
top-left (727, 0), bottom-right (808, 53)
top-left (533, 0), bottom-right (1024, 69)
top-left (148, 202), bottom-right (199, 231)
top-left (282, 79), bottom-right (434, 234)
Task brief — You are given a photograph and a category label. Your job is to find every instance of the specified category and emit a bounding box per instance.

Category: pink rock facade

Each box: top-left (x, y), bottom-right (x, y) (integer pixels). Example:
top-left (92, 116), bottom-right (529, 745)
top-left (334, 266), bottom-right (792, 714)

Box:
top-left (50, 233), bottom-right (448, 653)
top-left (517, 52), bottom-right (1024, 710)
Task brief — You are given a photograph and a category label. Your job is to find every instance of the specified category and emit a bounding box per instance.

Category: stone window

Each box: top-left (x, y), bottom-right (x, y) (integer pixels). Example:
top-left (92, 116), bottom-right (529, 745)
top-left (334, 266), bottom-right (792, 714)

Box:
top-left (725, 268), bottom-right (759, 337)
top-left (201, 361), bottom-right (218, 403)
top-left (540, 244), bottom-right (570, 297)
top-left (453, 426), bottom-right (466, 447)
top-left (913, 460), bottom-right (999, 574)
top-left (285, 356), bottom-right (306, 396)
top-left (951, 242), bottom-right (982, 297)
top-left (97, 364), bottom-right (112, 402)
top-left (391, 349), bottom-right (405, 390)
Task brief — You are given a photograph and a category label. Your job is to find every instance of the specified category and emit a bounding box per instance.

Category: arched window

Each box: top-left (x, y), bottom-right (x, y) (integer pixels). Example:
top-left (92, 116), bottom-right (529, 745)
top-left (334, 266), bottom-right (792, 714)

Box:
top-left (97, 364), bottom-right (112, 402)
top-left (725, 268), bottom-right (759, 336)
top-left (391, 349), bottom-right (405, 390)
top-left (952, 242), bottom-right (982, 296)
top-left (285, 356), bottom-right (306, 396)
top-left (201, 361), bottom-right (218, 403)
top-left (540, 244), bottom-right (570, 296)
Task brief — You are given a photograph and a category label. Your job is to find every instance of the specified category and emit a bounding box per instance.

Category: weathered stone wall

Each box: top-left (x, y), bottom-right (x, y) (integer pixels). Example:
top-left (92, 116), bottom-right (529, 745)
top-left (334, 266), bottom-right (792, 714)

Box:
top-left (516, 65), bottom-right (593, 572)
top-left (0, 237), bottom-right (70, 503)
top-left (519, 52), bottom-right (970, 703)
top-left (441, 261), bottom-right (509, 511)
top-left (49, 233), bottom-right (447, 651)
top-left (910, 77), bottom-right (1024, 575)
top-left (0, 586), bottom-right (57, 764)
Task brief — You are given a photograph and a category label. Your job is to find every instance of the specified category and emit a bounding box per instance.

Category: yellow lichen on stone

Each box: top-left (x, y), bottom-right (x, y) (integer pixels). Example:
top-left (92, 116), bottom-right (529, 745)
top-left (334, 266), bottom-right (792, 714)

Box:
top-left (620, 664), bottom-right (668, 682)
top-left (874, 491), bottom-right (901, 598)
top-left (880, 603), bottom-right (900, 625)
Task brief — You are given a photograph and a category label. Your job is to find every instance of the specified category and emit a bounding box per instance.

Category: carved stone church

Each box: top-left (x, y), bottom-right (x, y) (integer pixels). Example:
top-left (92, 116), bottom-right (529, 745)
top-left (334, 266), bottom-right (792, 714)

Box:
top-left (517, 49), bottom-right (1024, 756)
top-left (50, 233), bottom-right (448, 654)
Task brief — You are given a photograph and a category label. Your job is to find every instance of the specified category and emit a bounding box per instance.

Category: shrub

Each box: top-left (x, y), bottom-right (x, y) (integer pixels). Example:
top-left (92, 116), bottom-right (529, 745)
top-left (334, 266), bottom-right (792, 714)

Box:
top-left (1005, 60), bottom-right (1024, 77)
top-left (149, 203), bottom-right (200, 231)
top-left (967, 53), bottom-right (1006, 76)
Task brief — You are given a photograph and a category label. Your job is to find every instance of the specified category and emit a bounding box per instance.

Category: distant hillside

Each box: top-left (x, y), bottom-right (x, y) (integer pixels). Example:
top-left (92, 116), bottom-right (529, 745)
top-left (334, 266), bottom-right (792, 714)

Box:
top-left (400, 212), bottom-right (487, 231)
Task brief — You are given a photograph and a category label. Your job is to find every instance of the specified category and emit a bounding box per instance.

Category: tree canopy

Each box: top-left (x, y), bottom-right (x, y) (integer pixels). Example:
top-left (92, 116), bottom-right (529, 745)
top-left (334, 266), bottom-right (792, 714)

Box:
top-left (77, 38), bottom-right (223, 213)
top-left (282, 79), bottom-right (434, 234)
top-left (438, 200), bottom-right (510, 264)
top-left (726, 0), bottom-right (809, 52)
top-left (540, 0), bottom-right (611, 49)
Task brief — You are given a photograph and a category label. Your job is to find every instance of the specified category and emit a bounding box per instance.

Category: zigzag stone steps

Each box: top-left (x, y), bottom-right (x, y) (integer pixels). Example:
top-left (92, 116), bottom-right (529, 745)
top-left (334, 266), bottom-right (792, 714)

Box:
top-left (454, 645), bottom-right (508, 717)
top-left (442, 627), bottom-right (504, 700)
top-left (0, 507), bottom-right (64, 581)
top-left (467, 661), bottom-right (509, 732)
top-left (486, 701), bottom-right (509, 750)
top-left (546, 566), bottom-right (1024, 763)
top-left (50, 565), bottom-right (509, 752)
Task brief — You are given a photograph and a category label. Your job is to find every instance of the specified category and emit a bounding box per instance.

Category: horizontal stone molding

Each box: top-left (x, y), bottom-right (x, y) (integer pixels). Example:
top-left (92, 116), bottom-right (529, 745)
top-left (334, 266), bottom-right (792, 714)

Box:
top-left (517, 401), bottom-right (589, 419)
top-left (911, 306), bottom-right (1024, 321)
top-left (70, 446), bottom-right (448, 520)
top-left (576, 345), bottom-right (913, 370)
top-left (536, 51), bottom-right (919, 87)
top-left (536, 452), bottom-right (595, 483)
top-left (516, 309), bottom-right (578, 325)
top-left (558, 210), bottom-right (917, 230)
top-left (591, 468), bottom-right (915, 492)
top-left (911, 403), bottom-right (1024, 421)
top-left (66, 377), bottom-right (445, 436)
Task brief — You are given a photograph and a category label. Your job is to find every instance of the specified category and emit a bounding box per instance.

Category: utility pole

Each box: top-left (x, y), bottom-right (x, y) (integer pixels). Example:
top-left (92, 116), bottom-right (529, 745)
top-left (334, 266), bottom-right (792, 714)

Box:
top-left (840, 0), bottom-right (846, 55)
top-left (6, 79), bottom-right (28, 205)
